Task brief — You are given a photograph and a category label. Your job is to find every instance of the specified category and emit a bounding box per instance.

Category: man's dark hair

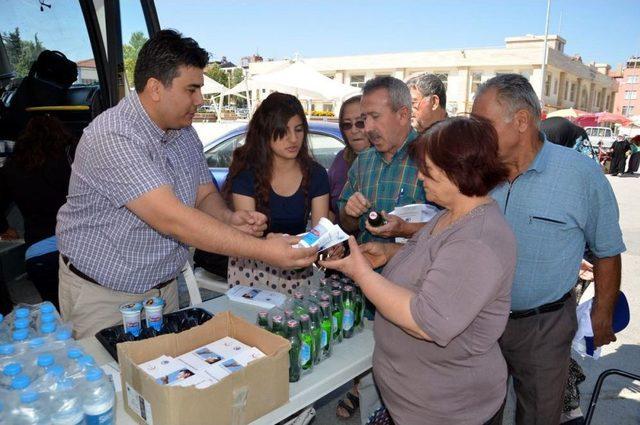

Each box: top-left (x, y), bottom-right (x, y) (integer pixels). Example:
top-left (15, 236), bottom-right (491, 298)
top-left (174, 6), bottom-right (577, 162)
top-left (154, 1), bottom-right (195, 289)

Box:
top-left (406, 74), bottom-right (447, 109)
top-left (134, 29), bottom-right (209, 93)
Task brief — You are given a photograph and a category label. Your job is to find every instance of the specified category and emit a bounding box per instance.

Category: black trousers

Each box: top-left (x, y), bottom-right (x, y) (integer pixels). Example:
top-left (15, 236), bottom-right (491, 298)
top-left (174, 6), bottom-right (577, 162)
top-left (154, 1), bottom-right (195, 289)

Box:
top-left (627, 152), bottom-right (640, 173)
top-left (25, 250), bottom-right (60, 310)
top-left (610, 153), bottom-right (627, 175)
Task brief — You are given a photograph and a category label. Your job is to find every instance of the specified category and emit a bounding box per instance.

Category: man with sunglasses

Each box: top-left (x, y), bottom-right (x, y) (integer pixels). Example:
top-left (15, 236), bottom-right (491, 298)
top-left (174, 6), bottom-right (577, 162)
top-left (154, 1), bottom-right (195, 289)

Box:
top-left (406, 73), bottom-right (448, 134)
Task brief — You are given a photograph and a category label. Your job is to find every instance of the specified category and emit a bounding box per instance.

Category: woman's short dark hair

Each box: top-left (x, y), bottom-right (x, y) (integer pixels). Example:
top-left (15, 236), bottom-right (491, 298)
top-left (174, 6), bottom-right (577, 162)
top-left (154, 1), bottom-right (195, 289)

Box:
top-left (134, 29), bottom-right (209, 93)
top-left (411, 115), bottom-right (509, 197)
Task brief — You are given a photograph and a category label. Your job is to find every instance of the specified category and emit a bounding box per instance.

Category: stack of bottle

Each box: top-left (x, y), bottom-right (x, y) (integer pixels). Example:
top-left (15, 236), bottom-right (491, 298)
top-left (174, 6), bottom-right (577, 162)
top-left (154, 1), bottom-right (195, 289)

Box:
top-left (256, 275), bottom-right (366, 383)
top-left (0, 302), bottom-right (115, 425)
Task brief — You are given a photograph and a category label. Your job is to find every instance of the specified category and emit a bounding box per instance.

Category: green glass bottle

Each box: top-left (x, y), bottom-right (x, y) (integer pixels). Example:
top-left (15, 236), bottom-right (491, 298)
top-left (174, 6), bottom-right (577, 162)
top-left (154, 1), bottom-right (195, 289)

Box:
top-left (257, 311), bottom-right (269, 329)
top-left (354, 286), bottom-right (365, 332)
top-left (307, 306), bottom-right (323, 365)
top-left (342, 286), bottom-right (356, 339)
top-left (293, 292), bottom-right (307, 317)
top-left (298, 314), bottom-right (314, 374)
top-left (286, 319), bottom-right (302, 382)
top-left (284, 309), bottom-right (295, 321)
top-left (271, 315), bottom-right (286, 338)
top-left (318, 301), bottom-right (333, 359)
top-left (331, 290), bottom-right (344, 344)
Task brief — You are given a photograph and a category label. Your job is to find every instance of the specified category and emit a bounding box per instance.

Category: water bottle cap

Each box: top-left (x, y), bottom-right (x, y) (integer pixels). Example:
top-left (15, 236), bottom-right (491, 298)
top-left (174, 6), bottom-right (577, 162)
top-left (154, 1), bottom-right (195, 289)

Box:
top-left (37, 353), bottom-right (55, 367)
top-left (55, 328), bottom-right (72, 341)
top-left (13, 318), bottom-right (29, 329)
top-left (85, 367), bottom-right (104, 382)
top-left (48, 364), bottom-right (65, 377)
top-left (40, 313), bottom-right (56, 323)
top-left (67, 347), bottom-right (83, 359)
top-left (20, 391), bottom-right (38, 404)
top-left (40, 303), bottom-right (55, 314)
top-left (12, 329), bottom-right (28, 341)
top-left (0, 343), bottom-right (15, 355)
top-left (40, 322), bottom-right (56, 334)
top-left (3, 362), bottom-right (22, 376)
top-left (28, 337), bottom-right (45, 349)
top-left (79, 355), bottom-right (96, 366)
top-left (0, 313), bottom-right (3, 323)
top-left (14, 308), bottom-right (29, 319)
top-left (11, 374), bottom-right (30, 390)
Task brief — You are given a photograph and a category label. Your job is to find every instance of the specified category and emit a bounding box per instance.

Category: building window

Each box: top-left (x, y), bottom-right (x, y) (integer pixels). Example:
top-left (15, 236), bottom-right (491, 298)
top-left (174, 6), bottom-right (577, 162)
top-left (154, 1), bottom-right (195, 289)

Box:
top-left (627, 75), bottom-right (638, 84)
top-left (570, 83), bottom-right (576, 101)
top-left (581, 89), bottom-right (588, 109)
top-left (376, 74), bottom-right (391, 78)
top-left (596, 92), bottom-right (601, 108)
top-left (624, 90), bottom-right (637, 100)
top-left (350, 75), bottom-right (365, 88)
top-left (544, 74), bottom-right (552, 97)
top-left (553, 79), bottom-right (558, 95)
top-left (622, 106), bottom-right (635, 117)
top-left (564, 81), bottom-right (569, 100)
top-left (470, 72), bottom-right (483, 97)
top-left (605, 94), bottom-right (610, 110)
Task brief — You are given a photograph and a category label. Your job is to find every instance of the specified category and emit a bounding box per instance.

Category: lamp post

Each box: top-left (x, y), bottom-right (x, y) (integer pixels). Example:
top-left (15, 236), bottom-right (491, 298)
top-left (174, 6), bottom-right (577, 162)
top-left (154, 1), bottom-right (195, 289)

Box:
top-left (539, 0), bottom-right (552, 111)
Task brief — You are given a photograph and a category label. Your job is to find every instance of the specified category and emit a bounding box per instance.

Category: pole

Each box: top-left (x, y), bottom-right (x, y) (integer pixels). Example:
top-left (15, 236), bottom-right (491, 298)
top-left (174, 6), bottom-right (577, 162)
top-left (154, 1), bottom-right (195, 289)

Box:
top-left (540, 0), bottom-right (552, 110)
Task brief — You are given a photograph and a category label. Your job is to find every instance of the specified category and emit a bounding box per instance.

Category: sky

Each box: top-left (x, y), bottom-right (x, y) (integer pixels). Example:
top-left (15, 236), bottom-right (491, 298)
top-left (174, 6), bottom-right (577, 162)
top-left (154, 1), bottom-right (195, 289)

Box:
top-left (2, 0), bottom-right (639, 70)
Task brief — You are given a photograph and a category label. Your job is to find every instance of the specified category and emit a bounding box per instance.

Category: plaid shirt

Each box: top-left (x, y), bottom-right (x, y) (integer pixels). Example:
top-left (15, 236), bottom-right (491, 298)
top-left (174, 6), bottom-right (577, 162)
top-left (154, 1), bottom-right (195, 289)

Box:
top-left (338, 128), bottom-right (426, 243)
top-left (56, 93), bottom-right (211, 293)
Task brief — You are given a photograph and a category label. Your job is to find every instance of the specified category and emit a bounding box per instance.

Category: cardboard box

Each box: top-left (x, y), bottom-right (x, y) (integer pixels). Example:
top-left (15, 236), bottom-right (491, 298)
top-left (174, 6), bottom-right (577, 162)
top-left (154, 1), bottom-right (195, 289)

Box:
top-left (117, 311), bottom-right (290, 425)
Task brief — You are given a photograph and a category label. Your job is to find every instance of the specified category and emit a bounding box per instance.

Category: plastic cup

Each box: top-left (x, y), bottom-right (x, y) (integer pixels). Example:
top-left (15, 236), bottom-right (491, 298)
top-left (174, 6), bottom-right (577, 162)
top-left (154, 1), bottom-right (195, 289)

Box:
top-left (143, 297), bottom-right (165, 332)
top-left (119, 302), bottom-right (142, 337)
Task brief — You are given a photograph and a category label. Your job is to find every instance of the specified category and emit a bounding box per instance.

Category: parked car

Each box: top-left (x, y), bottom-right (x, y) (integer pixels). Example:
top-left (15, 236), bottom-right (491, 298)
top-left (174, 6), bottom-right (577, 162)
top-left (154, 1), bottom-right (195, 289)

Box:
top-left (202, 121), bottom-right (344, 188)
top-left (585, 126), bottom-right (615, 149)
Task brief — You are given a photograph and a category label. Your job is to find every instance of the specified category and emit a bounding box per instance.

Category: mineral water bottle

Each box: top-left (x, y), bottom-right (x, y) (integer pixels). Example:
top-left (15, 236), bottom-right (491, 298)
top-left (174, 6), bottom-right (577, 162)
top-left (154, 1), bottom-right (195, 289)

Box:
top-left (83, 367), bottom-right (115, 425)
top-left (63, 347), bottom-right (85, 378)
top-left (36, 353), bottom-right (56, 377)
top-left (34, 363), bottom-right (64, 392)
top-left (1, 361), bottom-right (23, 389)
top-left (12, 390), bottom-right (48, 424)
top-left (51, 378), bottom-right (85, 425)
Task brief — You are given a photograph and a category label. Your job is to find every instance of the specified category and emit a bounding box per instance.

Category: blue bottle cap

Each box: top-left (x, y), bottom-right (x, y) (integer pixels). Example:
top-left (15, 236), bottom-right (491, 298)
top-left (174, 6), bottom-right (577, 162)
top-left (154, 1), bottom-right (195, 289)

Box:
top-left (85, 367), bottom-right (104, 382)
top-left (39, 303), bottom-right (55, 314)
top-left (67, 347), bottom-right (83, 359)
top-left (37, 353), bottom-right (55, 367)
top-left (79, 355), bottom-right (96, 367)
top-left (0, 343), bottom-right (15, 355)
top-left (20, 391), bottom-right (38, 404)
top-left (13, 318), bottom-right (29, 330)
top-left (0, 313), bottom-right (3, 323)
top-left (48, 364), bottom-right (65, 378)
top-left (11, 374), bottom-right (30, 390)
top-left (40, 313), bottom-right (55, 324)
top-left (40, 322), bottom-right (56, 334)
top-left (12, 329), bottom-right (29, 342)
top-left (28, 337), bottom-right (45, 350)
top-left (14, 308), bottom-right (29, 319)
top-left (3, 362), bottom-right (22, 377)
top-left (55, 328), bottom-right (72, 341)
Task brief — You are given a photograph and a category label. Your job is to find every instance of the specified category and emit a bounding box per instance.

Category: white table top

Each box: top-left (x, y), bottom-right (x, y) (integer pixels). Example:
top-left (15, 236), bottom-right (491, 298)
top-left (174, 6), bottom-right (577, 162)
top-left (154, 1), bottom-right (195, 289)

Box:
top-left (81, 295), bottom-right (374, 425)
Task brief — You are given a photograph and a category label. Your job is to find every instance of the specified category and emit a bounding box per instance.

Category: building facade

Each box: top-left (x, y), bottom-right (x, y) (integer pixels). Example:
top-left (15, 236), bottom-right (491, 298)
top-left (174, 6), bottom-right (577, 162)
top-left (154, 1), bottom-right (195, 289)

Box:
top-left (249, 35), bottom-right (617, 115)
top-left (610, 57), bottom-right (640, 118)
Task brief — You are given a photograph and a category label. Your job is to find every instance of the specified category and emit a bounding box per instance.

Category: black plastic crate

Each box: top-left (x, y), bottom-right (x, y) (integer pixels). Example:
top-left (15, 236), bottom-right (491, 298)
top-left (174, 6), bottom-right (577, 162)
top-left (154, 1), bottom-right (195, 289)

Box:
top-left (95, 307), bottom-right (214, 361)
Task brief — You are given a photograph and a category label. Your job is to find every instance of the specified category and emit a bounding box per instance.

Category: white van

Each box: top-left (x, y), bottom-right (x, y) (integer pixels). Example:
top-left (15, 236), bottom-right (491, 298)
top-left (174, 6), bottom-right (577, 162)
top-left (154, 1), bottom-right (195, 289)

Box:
top-left (585, 127), bottom-right (616, 149)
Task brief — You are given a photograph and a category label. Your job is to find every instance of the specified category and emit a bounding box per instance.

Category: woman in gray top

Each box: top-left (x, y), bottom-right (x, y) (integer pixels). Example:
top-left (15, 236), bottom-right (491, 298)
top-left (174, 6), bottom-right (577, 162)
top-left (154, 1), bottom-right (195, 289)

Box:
top-left (321, 116), bottom-right (516, 425)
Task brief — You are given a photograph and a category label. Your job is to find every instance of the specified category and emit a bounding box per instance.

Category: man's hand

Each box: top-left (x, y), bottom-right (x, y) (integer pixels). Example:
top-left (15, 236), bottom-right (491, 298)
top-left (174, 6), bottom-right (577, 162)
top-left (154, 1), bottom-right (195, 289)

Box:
top-left (229, 210), bottom-right (268, 237)
top-left (591, 301), bottom-right (617, 347)
top-left (0, 227), bottom-right (19, 240)
top-left (359, 242), bottom-right (391, 269)
top-left (319, 236), bottom-right (374, 281)
top-left (262, 234), bottom-right (318, 269)
top-left (579, 259), bottom-right (594, 281)
top-left (344, 192), bottom-right (371, 218)
top-left (365, 212), bottom-right (405, 238)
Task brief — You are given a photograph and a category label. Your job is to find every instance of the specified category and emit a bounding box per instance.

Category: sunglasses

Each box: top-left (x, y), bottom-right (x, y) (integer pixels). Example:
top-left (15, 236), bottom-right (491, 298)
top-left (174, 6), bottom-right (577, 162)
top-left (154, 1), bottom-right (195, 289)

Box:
top-left (340, 120), bottom-right (365, 131)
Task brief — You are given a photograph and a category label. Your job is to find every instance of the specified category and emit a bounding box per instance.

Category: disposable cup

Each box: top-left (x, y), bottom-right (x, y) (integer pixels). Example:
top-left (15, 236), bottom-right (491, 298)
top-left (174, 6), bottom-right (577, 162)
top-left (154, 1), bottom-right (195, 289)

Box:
top-left (143, 297), bottom-right (165, 331)
top-left (119, 302), bottom-right (142, 336)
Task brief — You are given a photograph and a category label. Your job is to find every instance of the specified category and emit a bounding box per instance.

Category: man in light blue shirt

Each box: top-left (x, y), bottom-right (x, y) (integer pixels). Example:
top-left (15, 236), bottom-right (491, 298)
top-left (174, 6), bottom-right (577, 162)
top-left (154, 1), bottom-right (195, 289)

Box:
top-left (473, 74), bottom-right (624, 425)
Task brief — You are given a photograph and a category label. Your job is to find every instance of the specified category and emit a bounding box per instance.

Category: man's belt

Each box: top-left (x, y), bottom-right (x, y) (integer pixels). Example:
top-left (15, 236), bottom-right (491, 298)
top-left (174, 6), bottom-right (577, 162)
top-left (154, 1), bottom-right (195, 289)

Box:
top-left (509, 291), bottom-right (572, 320)
top-left (61, 255), bottom-right (173, 290)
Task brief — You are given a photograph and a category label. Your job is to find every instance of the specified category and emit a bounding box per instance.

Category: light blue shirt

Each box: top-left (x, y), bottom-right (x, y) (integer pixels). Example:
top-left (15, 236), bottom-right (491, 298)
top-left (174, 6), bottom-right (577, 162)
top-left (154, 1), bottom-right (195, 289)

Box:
top-left (491, 139), bottom-right (625, 310)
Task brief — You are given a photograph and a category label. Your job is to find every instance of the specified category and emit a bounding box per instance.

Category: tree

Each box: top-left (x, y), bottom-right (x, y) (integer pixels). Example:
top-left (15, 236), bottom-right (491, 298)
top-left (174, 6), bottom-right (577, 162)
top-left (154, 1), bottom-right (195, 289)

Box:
top-left (2, 27), bottom-right (45, 78)
top-left (123, 31), bottom-right (148, 88)
top-left (205, 63), bottom-right (229, 87)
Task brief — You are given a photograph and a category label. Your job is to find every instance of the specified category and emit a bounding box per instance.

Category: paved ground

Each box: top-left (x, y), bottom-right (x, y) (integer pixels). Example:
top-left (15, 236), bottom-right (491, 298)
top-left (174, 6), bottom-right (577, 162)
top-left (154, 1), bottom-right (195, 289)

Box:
top-left (5, 174), bottom-right (639, 424)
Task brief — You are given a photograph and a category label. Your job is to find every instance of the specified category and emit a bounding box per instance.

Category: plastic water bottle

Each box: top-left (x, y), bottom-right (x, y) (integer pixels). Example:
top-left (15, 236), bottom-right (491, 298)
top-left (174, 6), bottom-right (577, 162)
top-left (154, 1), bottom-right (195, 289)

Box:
top-left (0, 399), bottom-right (6, 424)
top-left (12, 328), bottom-right (30, 343)
top-left (50, 378), bottom-right (85, 425)
top-left (36, 353), bottom-right (56, 376)
top-left (34, 363), bottom-right (64, 392)
top-left (83, 367), bottom-right (115, 425)
top-left (1, 361), bottom-right (23, 389)
top-left (40, 322), bottom-right (57, 338)
top-left (63, 348), bottom-right (85, 379)
top-left (10, 374), bottom-right (31, 391)
top-left (14, 307), bottom-right (30, 321)
top-left (13, 318), bottom-right (30, 331)
top-left (13, 390), bottom-right (48, 424)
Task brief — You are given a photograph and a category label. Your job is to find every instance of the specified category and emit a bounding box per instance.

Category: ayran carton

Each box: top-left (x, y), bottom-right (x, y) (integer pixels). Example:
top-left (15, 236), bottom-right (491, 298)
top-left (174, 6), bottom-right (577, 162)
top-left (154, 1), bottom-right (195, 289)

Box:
top-left (117, 311), bottom-right (290, 425)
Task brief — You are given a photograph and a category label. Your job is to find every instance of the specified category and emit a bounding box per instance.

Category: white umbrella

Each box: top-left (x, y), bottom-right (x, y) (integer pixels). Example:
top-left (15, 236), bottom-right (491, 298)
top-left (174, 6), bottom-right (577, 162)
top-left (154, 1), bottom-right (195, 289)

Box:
top-left (201, 75), bottom-right (227, 95)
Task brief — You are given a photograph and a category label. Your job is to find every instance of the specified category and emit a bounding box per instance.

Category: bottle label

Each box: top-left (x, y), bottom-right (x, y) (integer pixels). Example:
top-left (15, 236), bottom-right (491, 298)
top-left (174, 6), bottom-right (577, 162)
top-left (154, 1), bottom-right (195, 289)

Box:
top-left (343, 309), bottom-right (354, 331)
top-left (85, 407), bottom-right (114, 425)
top-left (299, 343), bottom-right (311, 366)
top-left (332, 316), bottom-right (338, 332)
top-left (321, 329), bottom-right (328, 348)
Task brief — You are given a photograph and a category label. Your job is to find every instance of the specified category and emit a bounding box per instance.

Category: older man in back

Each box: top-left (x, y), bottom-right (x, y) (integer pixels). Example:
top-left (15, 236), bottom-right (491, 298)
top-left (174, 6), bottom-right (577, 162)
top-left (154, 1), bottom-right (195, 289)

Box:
top-left (473, 74), bottom-right (624, 425)
top-left (406, 73), bottom-right (448, 133)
